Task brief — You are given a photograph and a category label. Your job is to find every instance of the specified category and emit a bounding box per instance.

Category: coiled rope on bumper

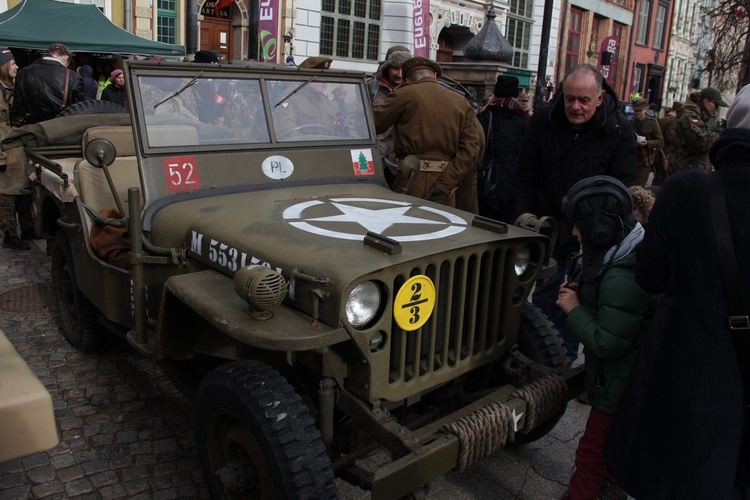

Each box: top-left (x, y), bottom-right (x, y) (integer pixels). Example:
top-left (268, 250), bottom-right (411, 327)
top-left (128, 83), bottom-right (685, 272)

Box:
top-left (440, 373), bottom-right (568, 471)
top-left (511, 373), bottom-right (568, 434)
top-left (440, 401), bottom-right (514, 472)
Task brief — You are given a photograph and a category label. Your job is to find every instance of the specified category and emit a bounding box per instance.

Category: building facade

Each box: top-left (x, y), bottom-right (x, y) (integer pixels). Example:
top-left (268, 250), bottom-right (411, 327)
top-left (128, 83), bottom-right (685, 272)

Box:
top-left (554, 0), bottom-right (635, 100)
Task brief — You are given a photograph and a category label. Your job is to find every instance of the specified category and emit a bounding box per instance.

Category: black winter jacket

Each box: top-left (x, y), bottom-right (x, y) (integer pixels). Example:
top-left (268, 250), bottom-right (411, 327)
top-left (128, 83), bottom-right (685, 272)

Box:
top-left (101, 83), bottom-right (128, 108)
top-left (12, 58), bottom-right (84, 124)
top-left (476, 99), bottom-right (529, 223)
top-left (514, 81), bottom-right (636, 253)
top-left (605, 128), bottom-right (750, 499)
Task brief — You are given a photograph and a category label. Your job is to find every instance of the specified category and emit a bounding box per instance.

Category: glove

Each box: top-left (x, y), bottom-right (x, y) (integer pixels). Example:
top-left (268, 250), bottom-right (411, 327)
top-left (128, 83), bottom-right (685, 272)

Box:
top-left (425, 186), bottom-right (448, 204)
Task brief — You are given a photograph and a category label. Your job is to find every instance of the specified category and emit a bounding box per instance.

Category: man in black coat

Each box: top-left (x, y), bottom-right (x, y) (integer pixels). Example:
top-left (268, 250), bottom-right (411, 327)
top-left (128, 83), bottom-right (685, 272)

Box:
top-left (12, 43), bottom-right (84, 125)
top-left (514, 64), bottom-right (636, 362)
top-left (605, 84), bottom-right (750, 499)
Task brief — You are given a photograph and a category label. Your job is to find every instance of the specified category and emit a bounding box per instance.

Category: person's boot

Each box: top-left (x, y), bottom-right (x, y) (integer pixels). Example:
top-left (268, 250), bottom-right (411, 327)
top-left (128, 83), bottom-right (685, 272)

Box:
top-left (20, 228), bottom-right (39, 240)
top-left (3, 232), bottom-right (31, 250)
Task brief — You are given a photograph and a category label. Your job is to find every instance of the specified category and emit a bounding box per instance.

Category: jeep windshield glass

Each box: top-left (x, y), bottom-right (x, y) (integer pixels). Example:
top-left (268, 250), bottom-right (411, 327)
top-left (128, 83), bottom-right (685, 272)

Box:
top-left (269, 79), bottom-right (369, 142)
top-left (136, 74), bottom-right (370, 147)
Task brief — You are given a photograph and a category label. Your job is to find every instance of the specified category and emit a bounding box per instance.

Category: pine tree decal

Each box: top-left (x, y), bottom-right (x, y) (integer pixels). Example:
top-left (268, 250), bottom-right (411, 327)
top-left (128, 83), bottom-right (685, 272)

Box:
top-left (358, 152), bottom-right (370, 172)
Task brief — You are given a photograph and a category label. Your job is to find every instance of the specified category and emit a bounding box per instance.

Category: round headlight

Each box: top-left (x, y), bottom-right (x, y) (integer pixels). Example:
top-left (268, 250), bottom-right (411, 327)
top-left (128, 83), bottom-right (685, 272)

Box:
top-left (515, 245), bottom-right (531, 276)
top-left (345, 281), bottom-right (381, 328)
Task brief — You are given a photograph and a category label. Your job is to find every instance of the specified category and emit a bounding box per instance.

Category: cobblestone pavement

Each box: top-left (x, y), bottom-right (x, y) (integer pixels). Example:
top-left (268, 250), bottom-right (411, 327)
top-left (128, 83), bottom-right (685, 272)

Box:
top-left (0, 240), bottom-right (587, 499)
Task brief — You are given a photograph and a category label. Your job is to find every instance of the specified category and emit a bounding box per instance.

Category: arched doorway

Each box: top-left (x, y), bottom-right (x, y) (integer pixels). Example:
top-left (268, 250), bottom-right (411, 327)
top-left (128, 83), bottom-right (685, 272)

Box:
top-left (437, 31), bottom-right (453, 62)
top-left (200, 1), bottom-right (233, 60)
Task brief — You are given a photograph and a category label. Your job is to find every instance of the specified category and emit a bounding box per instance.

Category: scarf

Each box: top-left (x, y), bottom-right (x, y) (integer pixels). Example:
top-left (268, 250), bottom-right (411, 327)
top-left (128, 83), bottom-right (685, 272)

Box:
top-left (484, 97), bottom-right (527, 117)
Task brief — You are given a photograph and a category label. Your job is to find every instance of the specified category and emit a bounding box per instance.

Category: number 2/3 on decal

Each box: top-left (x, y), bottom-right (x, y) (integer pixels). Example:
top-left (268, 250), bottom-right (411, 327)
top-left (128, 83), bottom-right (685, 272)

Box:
top-left (164, 156), bottom-right (201, 192)
top-left (393, 275), bottom-right (436, 331)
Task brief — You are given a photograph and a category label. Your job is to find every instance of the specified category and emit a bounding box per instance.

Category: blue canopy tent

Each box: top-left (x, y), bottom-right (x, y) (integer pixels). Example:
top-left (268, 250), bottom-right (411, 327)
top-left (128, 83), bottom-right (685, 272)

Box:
top-left (0, 0), bottom-right (185, 57)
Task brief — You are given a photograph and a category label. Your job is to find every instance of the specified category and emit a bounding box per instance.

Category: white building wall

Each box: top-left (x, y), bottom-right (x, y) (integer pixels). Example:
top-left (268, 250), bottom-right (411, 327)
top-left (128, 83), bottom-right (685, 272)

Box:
top-left (530, 0), bottom-right (561, 84)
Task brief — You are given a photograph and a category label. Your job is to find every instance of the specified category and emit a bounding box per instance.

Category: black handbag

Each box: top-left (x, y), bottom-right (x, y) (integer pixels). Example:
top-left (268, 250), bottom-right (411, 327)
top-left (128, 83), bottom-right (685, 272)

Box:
top-left (477, 113), bottom-right (499, 205)
top-left (707, 171), bottom-right (750, 393)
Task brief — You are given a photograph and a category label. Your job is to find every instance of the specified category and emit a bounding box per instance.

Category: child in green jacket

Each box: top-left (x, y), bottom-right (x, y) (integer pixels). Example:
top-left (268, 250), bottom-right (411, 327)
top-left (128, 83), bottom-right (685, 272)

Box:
top-left (556, 175), bottom-right (659, 500)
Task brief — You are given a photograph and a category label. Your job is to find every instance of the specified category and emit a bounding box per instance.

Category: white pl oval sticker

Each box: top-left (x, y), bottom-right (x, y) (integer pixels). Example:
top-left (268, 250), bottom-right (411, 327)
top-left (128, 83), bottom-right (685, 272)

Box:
top-left (262, 155), bottom-right (294, 180)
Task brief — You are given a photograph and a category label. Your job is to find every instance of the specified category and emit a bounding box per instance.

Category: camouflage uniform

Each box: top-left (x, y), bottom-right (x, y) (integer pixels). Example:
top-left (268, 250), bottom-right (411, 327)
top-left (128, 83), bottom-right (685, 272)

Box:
top-left (629, 115), bottom-right (664, 186)
top-left (668, 100), bottom-right (720, 174)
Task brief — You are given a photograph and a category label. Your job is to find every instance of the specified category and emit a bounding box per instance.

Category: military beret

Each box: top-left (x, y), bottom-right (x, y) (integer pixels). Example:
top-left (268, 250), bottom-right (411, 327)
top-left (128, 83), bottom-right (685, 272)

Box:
top-left (402, 57), bottom-right (442, 79)
top-left (671, 101), bottom-right (682, 111)
top-left (299, 57), bottom-right (332, 69)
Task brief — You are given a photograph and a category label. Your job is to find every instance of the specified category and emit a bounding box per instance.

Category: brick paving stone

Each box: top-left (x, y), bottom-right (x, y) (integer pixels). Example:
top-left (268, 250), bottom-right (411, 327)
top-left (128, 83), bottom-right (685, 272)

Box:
top-left (0, 470), bottom-right (24, 488)
top-left (80, 459), bottom-right (110, 475)
top-left (124, 478), bottom-right (151, 496)
top-left (0, 486), bottom-right (32, 500)
top-left (31, 479), bottom-right (65, 498)
top-left (90, 470), bottom-right (119, 489)
top-left (99, 483), bottom-right (127, 499)
top-left (64, 478), bottom-right (94, 496)
top-left (49, 451), bottom-right (77, 469)
top-left (22, 452), bottom-right (50, 470)
top-left (27, 464), bottom-right (56, 483)
top-left (57, 464), bottom-right (85, 482)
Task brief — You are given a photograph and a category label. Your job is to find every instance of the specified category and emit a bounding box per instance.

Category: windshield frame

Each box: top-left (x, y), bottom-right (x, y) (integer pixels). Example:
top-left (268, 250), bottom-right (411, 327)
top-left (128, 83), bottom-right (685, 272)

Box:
top-left (127, 60), bottom-right (376, 155)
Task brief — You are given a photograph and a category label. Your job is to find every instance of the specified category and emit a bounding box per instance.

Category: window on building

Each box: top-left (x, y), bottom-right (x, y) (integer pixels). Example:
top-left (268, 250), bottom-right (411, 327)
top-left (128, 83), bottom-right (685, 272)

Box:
top-left (653, 2), bottom-right (667, 49)
top-left (566, 8), bottom-right (584, 74)
top-left (506, 0), bottom-right (533, 69)
top-left (636, 0), bottom-right (651, 45)
top-left (157, 0), bottom-right (177, 45)
top-left (321, 0), bottom-right (381, 61)
top-left (633, 63), bottom-right (645, 97)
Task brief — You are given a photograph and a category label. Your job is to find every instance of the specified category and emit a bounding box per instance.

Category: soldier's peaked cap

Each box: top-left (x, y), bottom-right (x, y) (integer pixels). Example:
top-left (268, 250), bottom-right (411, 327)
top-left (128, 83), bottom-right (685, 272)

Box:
top-left (402, 57), bottom-right (442, 78)
top-left (299, 56), bottom-right (332, 69)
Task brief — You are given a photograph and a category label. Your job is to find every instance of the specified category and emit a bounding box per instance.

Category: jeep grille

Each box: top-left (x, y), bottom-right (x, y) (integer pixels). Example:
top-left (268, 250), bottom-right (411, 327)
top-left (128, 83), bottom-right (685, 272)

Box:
top-left (388, 248), bottom-right (511, 388)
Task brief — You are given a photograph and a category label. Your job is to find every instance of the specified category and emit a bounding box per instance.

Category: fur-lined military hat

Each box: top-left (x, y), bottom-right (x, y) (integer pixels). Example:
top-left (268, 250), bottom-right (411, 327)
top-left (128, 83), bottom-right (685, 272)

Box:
top-left (402, 57), bottom-right (442, 79)
top-left (382, 49), bottom-right (412, 70)
top-left (299, 57), bottom-right (332, 69)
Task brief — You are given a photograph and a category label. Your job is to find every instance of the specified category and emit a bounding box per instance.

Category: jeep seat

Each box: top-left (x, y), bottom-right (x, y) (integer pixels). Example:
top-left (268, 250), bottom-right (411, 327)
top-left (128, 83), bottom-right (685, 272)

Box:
top-left (74, 126), bottom-right (139, 214)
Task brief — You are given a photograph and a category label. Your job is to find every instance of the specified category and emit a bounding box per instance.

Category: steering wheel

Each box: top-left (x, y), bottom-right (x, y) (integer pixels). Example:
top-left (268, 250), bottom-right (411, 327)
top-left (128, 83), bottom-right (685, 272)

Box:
top-left (277, 123), bottom-right (331, 139)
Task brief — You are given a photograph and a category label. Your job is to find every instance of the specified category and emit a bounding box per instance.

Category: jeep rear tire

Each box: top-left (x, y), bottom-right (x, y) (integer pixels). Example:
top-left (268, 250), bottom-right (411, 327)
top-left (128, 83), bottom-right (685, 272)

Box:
top-left (196, 360), bottom-right (337, 500)
top-left (56, 99), bottom-right (128, 117)
top-left (51, 231), bottom-right (102, 351)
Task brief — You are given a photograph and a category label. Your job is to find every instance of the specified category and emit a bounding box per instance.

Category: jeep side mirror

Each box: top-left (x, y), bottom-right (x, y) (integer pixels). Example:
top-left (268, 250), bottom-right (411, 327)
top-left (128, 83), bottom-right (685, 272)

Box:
top-left (84, 138), bottom-right (117, 169)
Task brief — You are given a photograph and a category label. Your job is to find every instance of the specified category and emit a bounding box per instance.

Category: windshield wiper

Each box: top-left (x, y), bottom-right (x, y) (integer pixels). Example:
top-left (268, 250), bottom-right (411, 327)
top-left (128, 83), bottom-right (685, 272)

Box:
top-left (154, 72), bottom-right (204, 109)
top-left (274, 76), bottom-right (317, 108)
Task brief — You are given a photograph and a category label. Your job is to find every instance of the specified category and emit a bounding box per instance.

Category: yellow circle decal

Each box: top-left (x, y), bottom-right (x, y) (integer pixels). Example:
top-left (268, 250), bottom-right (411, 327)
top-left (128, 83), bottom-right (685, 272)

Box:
top-left (394, 275), bottom-right (436, 331)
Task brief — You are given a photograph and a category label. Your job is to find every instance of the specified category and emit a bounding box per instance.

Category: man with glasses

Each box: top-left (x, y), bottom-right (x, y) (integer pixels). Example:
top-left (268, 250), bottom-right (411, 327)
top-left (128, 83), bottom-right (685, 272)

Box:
top-left (669, 87), bottom-right (728, 175)
top-left (12, 43), bottom-right (83, 125)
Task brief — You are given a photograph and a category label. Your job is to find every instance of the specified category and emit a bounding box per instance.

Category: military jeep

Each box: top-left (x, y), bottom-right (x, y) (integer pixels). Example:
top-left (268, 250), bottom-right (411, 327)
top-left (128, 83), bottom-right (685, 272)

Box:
top-left (10, 60), bottom-right (581, 499)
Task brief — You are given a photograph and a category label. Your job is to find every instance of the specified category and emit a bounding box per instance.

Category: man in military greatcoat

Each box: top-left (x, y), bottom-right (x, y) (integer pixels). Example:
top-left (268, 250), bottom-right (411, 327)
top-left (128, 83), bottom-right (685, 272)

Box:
top-left (372, 57), bottom-right (482, 208)
top-left (629, 98), bottom-right (664, 186)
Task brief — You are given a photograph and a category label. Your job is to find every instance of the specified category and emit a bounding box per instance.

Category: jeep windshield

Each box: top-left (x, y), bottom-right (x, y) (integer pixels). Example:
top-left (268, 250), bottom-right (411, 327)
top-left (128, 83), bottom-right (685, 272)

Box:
top-left (131, 64), bottom-right (372, 150)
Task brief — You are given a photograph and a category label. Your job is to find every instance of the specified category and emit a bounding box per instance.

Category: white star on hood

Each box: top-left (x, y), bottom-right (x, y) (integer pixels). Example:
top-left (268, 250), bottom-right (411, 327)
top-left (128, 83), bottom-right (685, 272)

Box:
top-left (306, 202), bottom-right (443, 234)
